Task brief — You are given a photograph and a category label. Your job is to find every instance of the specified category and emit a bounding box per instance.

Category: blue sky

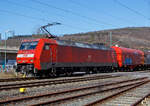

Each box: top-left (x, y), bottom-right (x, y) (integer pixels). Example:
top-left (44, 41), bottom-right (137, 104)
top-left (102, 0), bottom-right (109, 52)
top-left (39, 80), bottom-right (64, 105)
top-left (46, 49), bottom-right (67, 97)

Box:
top-left (0, 0), bottom-right (150, 39)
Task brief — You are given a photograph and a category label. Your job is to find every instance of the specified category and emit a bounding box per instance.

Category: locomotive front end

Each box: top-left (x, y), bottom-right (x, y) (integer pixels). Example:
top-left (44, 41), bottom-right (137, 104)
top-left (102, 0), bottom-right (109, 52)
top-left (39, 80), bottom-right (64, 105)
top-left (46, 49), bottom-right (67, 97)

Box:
top-left (16, 40), bottom-right (38, 76)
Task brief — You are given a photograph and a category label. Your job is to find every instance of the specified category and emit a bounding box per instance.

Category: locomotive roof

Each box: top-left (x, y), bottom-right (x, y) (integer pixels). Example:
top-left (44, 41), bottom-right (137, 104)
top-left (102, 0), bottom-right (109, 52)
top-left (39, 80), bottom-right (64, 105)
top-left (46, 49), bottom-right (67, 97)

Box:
top-left (21, 38), bottom-right (111, 50)
top-left (22, 39), bottom-right (40, 42)
top-left (56, 40), bottom-right (111, 50)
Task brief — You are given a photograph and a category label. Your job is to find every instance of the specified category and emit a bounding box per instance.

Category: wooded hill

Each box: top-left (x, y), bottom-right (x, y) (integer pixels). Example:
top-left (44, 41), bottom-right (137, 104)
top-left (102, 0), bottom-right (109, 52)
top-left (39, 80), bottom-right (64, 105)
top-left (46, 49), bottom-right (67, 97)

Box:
top-left (0, 27), bottom-right (150, 51)
top-left (60, 27), bottom-right (150, 51)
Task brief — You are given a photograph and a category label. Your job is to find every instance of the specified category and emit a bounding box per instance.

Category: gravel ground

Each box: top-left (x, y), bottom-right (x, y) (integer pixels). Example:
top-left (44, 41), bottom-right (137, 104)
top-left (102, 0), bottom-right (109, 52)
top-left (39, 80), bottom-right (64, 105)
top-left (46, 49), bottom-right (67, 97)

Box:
top-left (57, 80), bottom-right (150, 106)
top-left (58, 84), bottom-right (136, 106)
top-left (100, 82), bottom-right (150, 106)
top-left (15, 78), bottom-right (146, 106)
top-left (0, 71), bottom-right (150, 106)
top-left (0, 72), bottom-right (116, 85)
top-left (0, 76), bottom-right (130, 101)
top-left (139, 96), bottom-right (150, 106)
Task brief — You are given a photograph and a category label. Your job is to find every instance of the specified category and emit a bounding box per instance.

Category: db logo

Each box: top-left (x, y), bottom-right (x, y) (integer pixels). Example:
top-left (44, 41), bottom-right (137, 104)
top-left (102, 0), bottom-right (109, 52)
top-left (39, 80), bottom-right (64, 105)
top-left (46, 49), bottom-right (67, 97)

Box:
top-left (87, 55), bottom-right (92, 61)
top-left (23, 54), bottom-right (27, 57)
top-left (88, 55), bottom-right (92, 59)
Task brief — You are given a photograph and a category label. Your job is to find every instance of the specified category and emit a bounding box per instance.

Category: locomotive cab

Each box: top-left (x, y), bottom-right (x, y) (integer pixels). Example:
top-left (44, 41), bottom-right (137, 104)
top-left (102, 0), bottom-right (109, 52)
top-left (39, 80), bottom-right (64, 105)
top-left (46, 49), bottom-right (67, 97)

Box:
top-left (16, 38), bottom-right (57, 77)
top-left (16, 40), bottom-right (39, 76)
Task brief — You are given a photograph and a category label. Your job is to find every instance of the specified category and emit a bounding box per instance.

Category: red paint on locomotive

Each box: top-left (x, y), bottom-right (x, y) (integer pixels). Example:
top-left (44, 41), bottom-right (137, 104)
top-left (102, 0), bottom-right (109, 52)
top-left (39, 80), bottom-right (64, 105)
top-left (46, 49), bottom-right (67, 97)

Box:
top-left (112, 46), bottom-right (144, 69)
top-left (16, 38), bottom-right (117, 76)
top-left (16, 37), bottom-right (148, 77)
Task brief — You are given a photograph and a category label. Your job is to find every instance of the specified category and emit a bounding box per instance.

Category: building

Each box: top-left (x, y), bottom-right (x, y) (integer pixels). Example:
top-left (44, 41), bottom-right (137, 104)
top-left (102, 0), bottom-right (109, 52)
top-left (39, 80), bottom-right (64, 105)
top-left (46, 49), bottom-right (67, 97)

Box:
top-left (0, 46), bottom-right (18, 65)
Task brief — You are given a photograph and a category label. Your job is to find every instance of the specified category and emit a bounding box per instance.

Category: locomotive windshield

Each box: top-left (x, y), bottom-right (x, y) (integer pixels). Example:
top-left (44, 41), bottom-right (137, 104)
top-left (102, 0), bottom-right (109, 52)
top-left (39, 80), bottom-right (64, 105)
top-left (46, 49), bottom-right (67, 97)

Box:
top-left (20, 41), bottom-right (38, 50)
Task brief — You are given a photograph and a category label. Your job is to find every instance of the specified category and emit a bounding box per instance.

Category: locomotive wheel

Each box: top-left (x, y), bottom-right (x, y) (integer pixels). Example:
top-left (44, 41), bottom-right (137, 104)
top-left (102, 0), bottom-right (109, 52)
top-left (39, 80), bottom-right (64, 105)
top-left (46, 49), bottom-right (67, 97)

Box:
top-left (50, 68), bottom-right (57, 77)
top-left (66, 72), bottom-right (72, 76)
top-left (26, 73), bottom-right (35, 77)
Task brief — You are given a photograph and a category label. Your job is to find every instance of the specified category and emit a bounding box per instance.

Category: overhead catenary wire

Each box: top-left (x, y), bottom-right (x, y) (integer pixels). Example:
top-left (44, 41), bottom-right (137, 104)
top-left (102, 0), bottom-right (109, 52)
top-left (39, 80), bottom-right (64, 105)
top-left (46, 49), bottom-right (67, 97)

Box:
top-left (67, 0), bottom-right (138, 25)
top-left (2, 0), bottom-right (69, 21)
top-left (2, 0), bottom-right (107, 30)
top-left (114, 0), bottom-right (150, 21)
top-left (0, 9), bottom-right (48, 22)
top-left (3, 0), bottom-right (148, 35)
top-left (31, 0), bottom-right (117, 27)
top-left (0, 8), bottom-right (88, 31)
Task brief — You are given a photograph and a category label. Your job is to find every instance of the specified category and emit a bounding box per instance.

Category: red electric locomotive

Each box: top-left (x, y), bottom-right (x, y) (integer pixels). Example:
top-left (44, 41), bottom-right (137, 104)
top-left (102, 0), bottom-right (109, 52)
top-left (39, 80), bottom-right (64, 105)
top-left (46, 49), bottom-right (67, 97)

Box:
top-left (16, 38), bottom-right (117, 77)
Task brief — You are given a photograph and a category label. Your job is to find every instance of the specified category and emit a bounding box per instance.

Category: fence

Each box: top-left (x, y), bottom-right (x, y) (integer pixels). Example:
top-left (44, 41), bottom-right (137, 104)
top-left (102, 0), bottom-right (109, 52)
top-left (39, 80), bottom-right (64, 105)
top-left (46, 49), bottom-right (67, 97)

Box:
top-left (0, 60), bottom-right (16, 72)
top-left (0, 65), bottom-right (15, 72)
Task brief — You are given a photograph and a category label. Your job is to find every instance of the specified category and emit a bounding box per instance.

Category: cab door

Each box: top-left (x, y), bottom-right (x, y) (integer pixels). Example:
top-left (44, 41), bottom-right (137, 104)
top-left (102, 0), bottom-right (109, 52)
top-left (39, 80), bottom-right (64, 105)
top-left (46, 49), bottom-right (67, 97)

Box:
top-left (41, 43), bottom-right (52, 69)
top-left (50, 44), bottom-right (57, 64)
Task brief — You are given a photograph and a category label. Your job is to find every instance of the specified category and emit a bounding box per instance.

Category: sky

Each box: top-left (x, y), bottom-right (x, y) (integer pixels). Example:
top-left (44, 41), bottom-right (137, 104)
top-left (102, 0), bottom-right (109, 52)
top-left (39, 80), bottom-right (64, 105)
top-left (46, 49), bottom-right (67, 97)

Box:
top-left (0, 0), bottom-right (150, 39)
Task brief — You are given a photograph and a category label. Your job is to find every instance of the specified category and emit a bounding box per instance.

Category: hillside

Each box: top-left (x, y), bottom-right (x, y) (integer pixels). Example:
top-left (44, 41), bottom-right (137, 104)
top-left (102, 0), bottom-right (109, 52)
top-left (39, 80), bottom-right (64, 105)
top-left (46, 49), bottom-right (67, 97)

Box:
top-left (0, 35), bottom-right (47, 47)
top-left (60, 27), bottom-right (150, 51)
top-left (0, 27), bottom-right (150, 50)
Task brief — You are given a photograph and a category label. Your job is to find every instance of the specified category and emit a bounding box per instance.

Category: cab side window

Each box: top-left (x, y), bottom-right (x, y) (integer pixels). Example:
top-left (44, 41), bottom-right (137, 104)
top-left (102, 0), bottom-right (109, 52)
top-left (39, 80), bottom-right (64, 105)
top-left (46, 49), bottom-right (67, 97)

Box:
top-left (44, 44), bottom-right (50, 50)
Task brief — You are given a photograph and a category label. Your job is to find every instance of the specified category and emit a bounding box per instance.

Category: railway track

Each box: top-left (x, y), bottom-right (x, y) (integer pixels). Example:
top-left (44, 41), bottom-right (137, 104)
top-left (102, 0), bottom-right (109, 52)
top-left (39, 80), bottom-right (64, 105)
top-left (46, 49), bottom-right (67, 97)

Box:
top-left (85, 79), bottom-right (150, 106)
top-left (137, 95), bottom-right (150, 105)
top-left (0, 77), bottom-right (148, 105)
top-left (0, 74), bottom-right (120, 91)
top-left (0, 76), bottom-right (61, 82)
top-left (0, 74), bottom-right (119, 82)
top-left (0, 77), bottom-right (37, 82)
top-left (0, 70), bottom-right (148, 83)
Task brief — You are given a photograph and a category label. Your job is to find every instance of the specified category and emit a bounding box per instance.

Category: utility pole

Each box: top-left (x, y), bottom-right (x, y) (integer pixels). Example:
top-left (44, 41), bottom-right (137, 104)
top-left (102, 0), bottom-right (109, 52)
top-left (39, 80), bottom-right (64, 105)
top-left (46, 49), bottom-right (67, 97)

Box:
top-left (109, 32), bottom-right (112, 47)
top-left (4, 30), bottom-right (14, 72)
top-left (0, 33), bottom-right (1, 40)
top-left (11, 30), bottom-right (15, 37)
top-left (4, 32), bottom-right (7, 72)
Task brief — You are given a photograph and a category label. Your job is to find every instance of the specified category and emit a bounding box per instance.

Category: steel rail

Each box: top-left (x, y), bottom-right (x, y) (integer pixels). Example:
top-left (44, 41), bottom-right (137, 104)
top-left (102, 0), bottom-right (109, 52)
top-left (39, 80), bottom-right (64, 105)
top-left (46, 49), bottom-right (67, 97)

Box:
top-left (0, 75), bottom-right (120, 91)
top-left (0, 77), bottom-right (36, 82)
top-left (31, 79), bottom-right (149, 106)
top-left (131, 92), bottom-right (150, 106)
top-left (0, 77), bottom-right (147, 105)
top-left (85, 80), bottom-right (150, 106)
top-left (0, 74), bottom-right (116, 82)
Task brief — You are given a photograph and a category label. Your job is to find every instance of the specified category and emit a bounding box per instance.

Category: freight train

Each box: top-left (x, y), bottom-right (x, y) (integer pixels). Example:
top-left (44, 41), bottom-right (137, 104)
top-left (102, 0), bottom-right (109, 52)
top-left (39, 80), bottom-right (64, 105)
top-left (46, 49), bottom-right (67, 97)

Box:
top-left (16, 38), bottom-right (150, 77)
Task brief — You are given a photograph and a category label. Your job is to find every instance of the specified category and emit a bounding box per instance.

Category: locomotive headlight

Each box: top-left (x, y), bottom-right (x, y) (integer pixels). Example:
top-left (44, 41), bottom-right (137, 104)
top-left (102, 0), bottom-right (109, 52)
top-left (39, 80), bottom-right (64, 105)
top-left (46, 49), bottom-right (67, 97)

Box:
top-left (18, 60), bottom-right (21, 62)
top-left (17, 54), bottom-right (23, 58)
top-left (30, 59), bottom-right (34, 62)
top-left (27, 54), bottom-right (34, 57)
